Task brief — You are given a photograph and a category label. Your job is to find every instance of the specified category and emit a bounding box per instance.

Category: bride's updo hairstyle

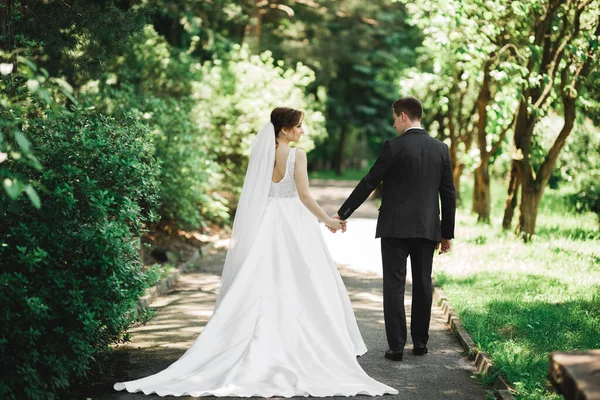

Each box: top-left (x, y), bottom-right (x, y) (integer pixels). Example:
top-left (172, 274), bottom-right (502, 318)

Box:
top-left (270, 107), bottom-right (304, 142)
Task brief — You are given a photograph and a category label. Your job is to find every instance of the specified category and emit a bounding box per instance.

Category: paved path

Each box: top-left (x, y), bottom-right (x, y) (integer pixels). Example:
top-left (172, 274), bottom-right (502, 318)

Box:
top-left (81, 180), bottom-right (488, 399)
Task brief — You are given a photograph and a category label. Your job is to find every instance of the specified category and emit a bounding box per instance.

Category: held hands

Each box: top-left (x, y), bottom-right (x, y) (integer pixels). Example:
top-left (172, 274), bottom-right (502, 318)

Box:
top-left (435, 238), bottom-right (452, 255)
top-left (326, 214), bottom-right (347, 233)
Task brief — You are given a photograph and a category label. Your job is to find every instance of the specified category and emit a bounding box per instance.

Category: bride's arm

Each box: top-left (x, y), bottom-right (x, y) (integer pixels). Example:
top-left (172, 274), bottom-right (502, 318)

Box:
top-left (295, 150), bottom-right (342, 230)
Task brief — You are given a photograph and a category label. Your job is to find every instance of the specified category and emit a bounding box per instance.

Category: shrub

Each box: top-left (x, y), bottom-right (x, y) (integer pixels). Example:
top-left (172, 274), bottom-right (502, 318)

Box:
top-left (85, 27), bottom-right (326, 228)
top-left (193, 44), bottom-right (327, 199)
top-left (82, 25), bottom-right (230, 229)
top-left (0, 109), bottom-right (161, 399)
top-left (572, 178), bottom-right (600, 223)
top-left (0, 52), bottom-right (77, 210)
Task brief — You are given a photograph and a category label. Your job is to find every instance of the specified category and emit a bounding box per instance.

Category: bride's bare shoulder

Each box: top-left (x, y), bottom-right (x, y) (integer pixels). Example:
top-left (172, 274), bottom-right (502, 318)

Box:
top-left (294, 148), bottom-right (307, 160)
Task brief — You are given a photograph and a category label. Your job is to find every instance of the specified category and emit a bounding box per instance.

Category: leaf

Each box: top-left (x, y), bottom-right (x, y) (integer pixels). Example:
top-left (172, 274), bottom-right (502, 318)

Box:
top-left (52, 78), bottom-right (77, 104)
top-left (25, 185), bottom-right (41, 209)
top-left (25, 153), bottom-right (44, 171)
top-left (14, 130), bottom-right (31, 153)
top-left (3, 177), bottom-right (25, 199)
top-left (38, 88), bottom-right (52, 105)
top-left (51, 77), bottom-right (74, 93)
top-left (16, 56), bottom-right (37, 72)
top-left (60, 89), bottom-right (77, 105)
top-left (27, 79), bottom-right (40, 92)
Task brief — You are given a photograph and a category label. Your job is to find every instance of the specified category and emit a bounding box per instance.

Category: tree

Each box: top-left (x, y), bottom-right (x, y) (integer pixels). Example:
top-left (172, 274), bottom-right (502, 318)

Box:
top-left (502, 0), bottom-right (600, 240)
top-left (0, 0), bottom-right (16, 65)
top-left (257, 0), bottom-right (420, 174)
top-left (16, 0), bottom-right (149, 88)
top-left (398, 0), bottom-right (519, 218)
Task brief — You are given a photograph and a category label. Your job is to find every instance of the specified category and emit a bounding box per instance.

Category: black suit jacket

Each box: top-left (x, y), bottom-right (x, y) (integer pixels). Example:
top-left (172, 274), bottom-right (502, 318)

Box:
top-left (337, 128), bottom-right (456, 242)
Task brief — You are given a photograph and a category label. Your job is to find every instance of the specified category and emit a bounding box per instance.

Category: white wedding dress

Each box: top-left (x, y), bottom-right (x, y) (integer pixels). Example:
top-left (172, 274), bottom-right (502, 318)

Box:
top-left (114, 147), bottom-right (398, 397)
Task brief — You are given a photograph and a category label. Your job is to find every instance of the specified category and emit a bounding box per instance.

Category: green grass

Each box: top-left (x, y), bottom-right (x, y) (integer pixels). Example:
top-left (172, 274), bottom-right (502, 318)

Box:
top-left (309, 166), bottom-right (371, 181)
top-left (435, 178), bottom-right (600, 400)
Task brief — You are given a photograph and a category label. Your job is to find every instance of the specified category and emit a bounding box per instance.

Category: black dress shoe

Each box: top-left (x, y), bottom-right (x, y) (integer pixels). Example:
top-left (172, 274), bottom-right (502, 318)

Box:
top-left (412, 345), bottom-right (428, 355)
top-left (384, 349), bottom-right (403, 361)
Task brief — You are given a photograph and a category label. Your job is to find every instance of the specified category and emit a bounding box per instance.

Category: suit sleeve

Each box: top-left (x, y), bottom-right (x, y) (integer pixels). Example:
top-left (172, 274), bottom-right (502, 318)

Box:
top-left (439, 144), bottom-right (456, 239)
top-left (337, 140), bottom-right (395, 220)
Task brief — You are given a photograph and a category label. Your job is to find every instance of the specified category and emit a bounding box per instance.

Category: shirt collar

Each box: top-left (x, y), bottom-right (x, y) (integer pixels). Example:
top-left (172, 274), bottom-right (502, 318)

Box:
top-left (404, 126), bottom-right (425, 134)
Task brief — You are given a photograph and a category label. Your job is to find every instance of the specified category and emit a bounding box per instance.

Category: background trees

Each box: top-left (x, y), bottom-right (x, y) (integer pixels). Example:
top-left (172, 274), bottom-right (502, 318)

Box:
top-left (501, 0), bottom-right (600, 240)
top-left (398, 0), bottom-right (600, 238)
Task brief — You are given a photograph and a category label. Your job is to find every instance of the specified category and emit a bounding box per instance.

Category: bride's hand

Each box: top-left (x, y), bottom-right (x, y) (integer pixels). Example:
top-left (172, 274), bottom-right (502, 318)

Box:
top-left (326, 218), bottom-right (344, 233)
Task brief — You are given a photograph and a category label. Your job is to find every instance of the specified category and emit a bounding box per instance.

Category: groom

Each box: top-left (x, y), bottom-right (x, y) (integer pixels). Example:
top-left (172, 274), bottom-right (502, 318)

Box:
top-left (334, 96), bottom-right (456, 361)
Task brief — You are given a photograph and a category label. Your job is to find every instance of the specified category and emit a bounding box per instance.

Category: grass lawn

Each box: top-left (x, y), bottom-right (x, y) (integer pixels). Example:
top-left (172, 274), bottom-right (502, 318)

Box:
top-left (309, 166), bottom-right (371, 181)
top-left (435, 178), bottom-right (600, 399)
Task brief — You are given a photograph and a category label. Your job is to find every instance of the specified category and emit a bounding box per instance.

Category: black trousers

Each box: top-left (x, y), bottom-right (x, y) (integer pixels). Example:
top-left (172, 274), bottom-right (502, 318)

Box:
top-left (380, 237), bottom-right (437, 351)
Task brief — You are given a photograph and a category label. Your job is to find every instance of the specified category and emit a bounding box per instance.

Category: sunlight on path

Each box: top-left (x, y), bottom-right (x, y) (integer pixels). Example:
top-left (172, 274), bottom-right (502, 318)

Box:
top-left (312, 180), bottom-right (413, 281)
top-left (319, 219), bottom-right (382, 274)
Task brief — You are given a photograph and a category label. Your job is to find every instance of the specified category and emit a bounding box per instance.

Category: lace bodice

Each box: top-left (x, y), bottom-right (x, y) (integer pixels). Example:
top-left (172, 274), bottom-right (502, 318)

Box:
top-left (268, 148), bottom-right (298, 198)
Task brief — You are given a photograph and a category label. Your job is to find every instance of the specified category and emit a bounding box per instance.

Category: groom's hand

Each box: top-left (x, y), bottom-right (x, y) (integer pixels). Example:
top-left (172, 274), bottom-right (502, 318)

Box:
top-left (437, 238), bottom-right (452, 255)
top-left (331, 214), bottom-right (347, 233)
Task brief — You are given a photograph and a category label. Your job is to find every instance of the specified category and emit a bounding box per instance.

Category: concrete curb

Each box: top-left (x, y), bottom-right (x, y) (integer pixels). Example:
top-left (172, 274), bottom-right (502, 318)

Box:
top-left (136, 241), bottom-right (216, 314)
top-left (432, 284), bottom-right (516, 400)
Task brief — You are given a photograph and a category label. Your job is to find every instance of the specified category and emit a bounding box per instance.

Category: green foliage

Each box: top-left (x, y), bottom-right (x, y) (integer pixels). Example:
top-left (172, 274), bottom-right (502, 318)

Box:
top-left (193, 44), bottom-right (326, 197)
top-left (143, 263), bottom-right (177, 287)
top-left (81, 24), bottom-right (230, 229)
top-left (153, 96), bottom-right (231, 228)
top-left (0, 110), bottom-right (161, 399)
top-left (260, 0), bottom-right (419, 173)
top-left (308, 165), bottom-right (373, 181)
top-left (83, 24), bottom-right (325, 227)
top-left (0, 51), bottom-right (76, 209)
top-left (549, 118), bottom-right (600, 222)
top-left (398, 0), bottom-right (522, 159)
top-left (14, 0), bottom-right (150, 88)
top-left (571, 178), bottom-right (600, 223)
top-left (138, 0), bottom-right (250, 59)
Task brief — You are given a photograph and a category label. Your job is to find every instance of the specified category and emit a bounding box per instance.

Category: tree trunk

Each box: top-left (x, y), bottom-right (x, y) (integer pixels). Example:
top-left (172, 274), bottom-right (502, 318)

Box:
top-left (471, 171), bottom-right (479, 214)
top-left (473, 60), bottom-right (492, 223)
top-left (502, 99), bottom-right (533, 230)
top-left (516, 182), bottom-right (543, 242)
top-left (243, 0), bottom-right (263, 53)
top-left (333, 125), bottom-right (348, 175)
top-left (447, 113), bottom-right (464, 203)
top-left (458, 128), bottom-right (475, 208)
top-left (472, 156), bottom-right (491, 223)
top-left (0, 0), bottom-right (15, 64)
top-left (502, 161), bottom-right (520, 230)
top-left (453, 162), bottom-right (465, 206)
top-left (511, 84), bottom-right (577, 239)
top-left (515, 79), bottom-right (578, 239)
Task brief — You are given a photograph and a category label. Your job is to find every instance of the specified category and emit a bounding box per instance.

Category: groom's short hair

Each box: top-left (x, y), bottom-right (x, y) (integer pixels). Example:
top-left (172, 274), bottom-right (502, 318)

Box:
top-left (392, 96), bottom-right (423, 121)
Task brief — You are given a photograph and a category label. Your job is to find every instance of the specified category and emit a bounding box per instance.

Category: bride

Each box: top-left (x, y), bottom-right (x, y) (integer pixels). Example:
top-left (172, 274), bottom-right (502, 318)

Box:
top-left (113, 107), bottom-right (399, 397)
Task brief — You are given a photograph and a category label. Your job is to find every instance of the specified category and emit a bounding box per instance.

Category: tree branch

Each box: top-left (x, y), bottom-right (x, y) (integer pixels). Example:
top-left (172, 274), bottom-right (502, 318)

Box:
top-left (491, 43), bottom-right (527, 63)
top-left (60, 0), bottom-right (85, 18)
top-left (279, 0), bottom-right (378, 25)
top-left (533, 1), bottom-right (585, 109)
top-left (460, 98), bottom-right (478, 143)
top-left (489, 118), bottom-right (512, 156)
top-left (528, 0), bottom-right (562, 72)
top-left (537, 13), bottom-right (600, 184)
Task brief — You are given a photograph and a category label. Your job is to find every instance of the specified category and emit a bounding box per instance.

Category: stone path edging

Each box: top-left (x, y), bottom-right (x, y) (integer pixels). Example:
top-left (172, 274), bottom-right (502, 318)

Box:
top-left (432, 284), bottom-right (516, 400)
top-left (136, 241), bottom-right (216, 314)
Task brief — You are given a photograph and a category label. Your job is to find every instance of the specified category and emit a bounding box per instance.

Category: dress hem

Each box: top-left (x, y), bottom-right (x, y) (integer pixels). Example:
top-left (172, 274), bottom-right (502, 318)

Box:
top-left (113, 383), bottom-right (399, 397)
